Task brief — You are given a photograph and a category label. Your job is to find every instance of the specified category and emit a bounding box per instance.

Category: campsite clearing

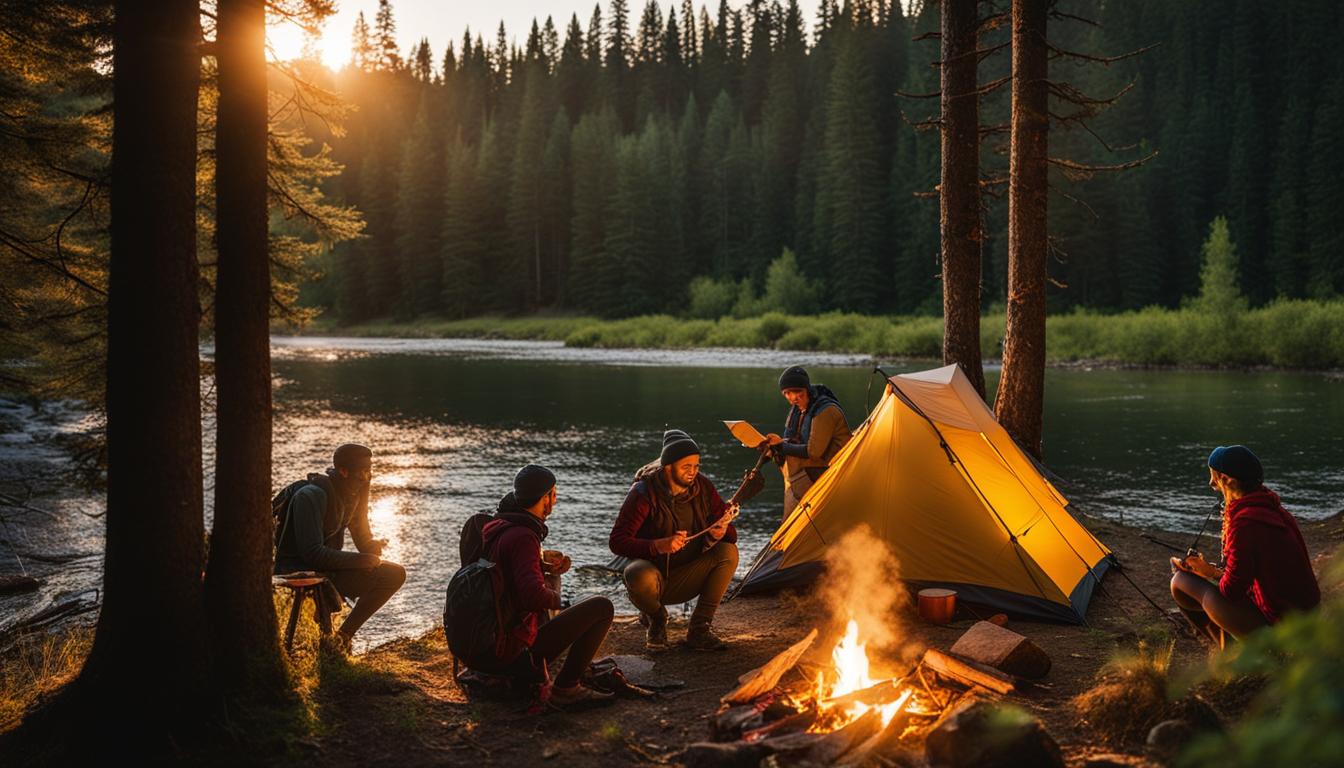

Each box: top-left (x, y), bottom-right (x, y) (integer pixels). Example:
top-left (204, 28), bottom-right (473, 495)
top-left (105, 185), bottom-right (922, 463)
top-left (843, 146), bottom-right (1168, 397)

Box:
top-left (302, 511), bottom-right (1340, 767)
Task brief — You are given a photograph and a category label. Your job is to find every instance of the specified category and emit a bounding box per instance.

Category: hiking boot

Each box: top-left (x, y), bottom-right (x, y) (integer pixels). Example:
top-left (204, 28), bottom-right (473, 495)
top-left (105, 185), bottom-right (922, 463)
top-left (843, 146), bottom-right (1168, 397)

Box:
top-left (685, 622), bottom-right (728, 651)
top-left (550, 682), bottom-right (616, 709)
top-left (645, 608), bottom-right (669, 652)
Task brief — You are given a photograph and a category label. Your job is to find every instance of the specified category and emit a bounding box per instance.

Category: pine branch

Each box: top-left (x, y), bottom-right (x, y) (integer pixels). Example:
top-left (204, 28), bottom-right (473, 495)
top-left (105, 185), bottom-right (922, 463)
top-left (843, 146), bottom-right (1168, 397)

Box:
top-left (912, 31), bottom-right (940, 42)
top-left (1048, 10), bottom-right (1100, 28)
top-left (1047, 42), bottom-right (1159, 67)
top-left (1048, 78), bottom-right (1136, 108)
top-left (899, 109), bottom-right (942, 132)
top-left (1056, 188), bottom-right (1100, 221)
top-left (978, 12), bottom-right (1009, 32)
top-left (895, 88), bottom-right (941, 100)
top-left (1048, 151), bottom-right (1158, 181)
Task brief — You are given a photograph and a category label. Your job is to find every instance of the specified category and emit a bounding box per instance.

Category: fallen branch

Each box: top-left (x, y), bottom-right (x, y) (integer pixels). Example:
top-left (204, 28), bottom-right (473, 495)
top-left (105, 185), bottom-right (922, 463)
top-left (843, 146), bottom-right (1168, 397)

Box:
top-left (723, 628), bottom-right (817, 704)
top-left (922, 649), bottom-right (1015, 695)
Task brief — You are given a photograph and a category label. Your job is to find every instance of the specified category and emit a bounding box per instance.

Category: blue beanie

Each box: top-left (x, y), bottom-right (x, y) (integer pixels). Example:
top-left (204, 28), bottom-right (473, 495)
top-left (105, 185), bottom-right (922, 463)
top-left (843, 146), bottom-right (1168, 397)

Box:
top-left (513, 464), bottom-right (556, 507)
top-left (1208, 445), bottom-right (1263, 487)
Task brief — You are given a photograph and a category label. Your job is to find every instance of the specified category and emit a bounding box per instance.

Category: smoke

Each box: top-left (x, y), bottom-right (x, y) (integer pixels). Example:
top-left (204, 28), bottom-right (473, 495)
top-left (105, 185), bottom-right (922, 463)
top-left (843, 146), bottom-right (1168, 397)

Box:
top-left (818, 524), bottom-right (918, 660)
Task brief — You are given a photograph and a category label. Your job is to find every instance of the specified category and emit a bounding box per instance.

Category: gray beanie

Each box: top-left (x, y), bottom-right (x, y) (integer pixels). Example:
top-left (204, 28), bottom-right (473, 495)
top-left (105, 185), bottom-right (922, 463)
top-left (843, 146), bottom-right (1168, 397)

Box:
top-left (659, 429), bottom-right (701, 467)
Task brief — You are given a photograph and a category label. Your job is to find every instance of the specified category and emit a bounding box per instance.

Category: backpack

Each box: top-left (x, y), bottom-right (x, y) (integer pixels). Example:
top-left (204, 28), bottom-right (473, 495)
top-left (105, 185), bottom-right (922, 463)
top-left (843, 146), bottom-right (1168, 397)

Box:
top-left (444, 516), bottom-right (535, 677)
top-left (458, 511), bottom-right (495, 569)
top-left (443, 557), bottom-right (512, 672)
top-left (270, 474), bottom-right (337, 555)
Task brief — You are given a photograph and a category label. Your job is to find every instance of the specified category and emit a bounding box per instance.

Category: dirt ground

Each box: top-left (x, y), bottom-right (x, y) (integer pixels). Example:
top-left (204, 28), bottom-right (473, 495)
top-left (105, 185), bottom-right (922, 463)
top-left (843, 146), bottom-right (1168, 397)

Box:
top-left (308, 513), bottom-right (1343, 768)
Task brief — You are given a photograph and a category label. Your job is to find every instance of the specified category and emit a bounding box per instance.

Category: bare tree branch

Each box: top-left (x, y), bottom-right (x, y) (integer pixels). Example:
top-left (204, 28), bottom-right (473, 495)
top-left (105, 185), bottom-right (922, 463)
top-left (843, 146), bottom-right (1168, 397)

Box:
top-left (1048, 42), bottom-right (1160, 67)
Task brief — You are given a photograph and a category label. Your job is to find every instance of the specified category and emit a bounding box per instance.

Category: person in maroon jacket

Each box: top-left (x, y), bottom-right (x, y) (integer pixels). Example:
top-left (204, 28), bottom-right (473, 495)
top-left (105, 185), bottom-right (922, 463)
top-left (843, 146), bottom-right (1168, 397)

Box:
top-left (482, 464), bottom-right (615, 706)
top-left (610, 430), bottom-right (739, 652)
top-left (1170, 445), bottom-right (1320, 644)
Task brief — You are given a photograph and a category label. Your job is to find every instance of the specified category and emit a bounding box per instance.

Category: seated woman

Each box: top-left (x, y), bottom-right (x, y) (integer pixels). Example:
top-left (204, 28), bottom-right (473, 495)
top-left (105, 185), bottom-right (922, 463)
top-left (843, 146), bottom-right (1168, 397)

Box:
top-left (1170, 445), bottom-right (1320, 644)
top-left (481, 465), bottom-right (616, 706)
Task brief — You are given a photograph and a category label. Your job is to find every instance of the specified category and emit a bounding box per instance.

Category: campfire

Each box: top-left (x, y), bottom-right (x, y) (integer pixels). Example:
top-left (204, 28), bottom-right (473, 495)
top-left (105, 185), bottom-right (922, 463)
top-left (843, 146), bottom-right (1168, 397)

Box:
top-left (697, 617), bottom-right (1018, 767)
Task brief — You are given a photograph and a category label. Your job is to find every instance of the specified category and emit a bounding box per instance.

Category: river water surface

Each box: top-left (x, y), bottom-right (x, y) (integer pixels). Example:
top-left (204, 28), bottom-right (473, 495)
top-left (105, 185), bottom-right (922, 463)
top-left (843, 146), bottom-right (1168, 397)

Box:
top-left (3, 337), bottom-right (1340, 651)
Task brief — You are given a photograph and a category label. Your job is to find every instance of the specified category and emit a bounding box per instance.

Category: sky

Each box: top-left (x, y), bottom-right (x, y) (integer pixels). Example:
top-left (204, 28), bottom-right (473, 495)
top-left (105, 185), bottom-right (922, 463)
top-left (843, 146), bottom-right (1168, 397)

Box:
top-left (267, 0), bottom-right (753, 71)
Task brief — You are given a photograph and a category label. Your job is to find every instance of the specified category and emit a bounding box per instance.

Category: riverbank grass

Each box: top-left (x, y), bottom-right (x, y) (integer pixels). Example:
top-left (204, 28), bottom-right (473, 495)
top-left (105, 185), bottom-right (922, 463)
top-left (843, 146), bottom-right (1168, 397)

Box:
top-left (302, 299), bottom-right (1344, 369)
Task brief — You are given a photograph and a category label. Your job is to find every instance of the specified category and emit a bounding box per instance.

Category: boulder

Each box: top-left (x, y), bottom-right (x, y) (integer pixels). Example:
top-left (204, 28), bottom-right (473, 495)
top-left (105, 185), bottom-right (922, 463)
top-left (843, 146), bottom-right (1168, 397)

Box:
top-left (1145, 719), bottom-right (1193, 764)
top-left (949, 621), bottom-right (1052, 679)
top-left (925, 695), bottom-right (1064, 768)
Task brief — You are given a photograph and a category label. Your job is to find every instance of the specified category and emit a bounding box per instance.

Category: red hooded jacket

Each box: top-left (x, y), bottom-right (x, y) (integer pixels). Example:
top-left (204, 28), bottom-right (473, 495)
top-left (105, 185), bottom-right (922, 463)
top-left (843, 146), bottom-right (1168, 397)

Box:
top-left (1218, 488), bottom-right (1320, 624)
top-left (482, 503), bottom-right (561, 662)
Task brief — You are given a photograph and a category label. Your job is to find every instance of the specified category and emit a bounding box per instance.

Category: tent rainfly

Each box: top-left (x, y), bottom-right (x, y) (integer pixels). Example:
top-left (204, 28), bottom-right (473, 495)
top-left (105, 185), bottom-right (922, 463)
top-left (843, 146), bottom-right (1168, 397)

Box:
top-left (736, 364), bottom-right (1113, 623)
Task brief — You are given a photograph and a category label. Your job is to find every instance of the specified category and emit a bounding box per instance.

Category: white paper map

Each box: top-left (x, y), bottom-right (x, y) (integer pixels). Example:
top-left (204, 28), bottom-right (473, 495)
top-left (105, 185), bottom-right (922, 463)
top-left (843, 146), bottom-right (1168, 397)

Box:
top-left (723, 420), bottom-right (768, 449)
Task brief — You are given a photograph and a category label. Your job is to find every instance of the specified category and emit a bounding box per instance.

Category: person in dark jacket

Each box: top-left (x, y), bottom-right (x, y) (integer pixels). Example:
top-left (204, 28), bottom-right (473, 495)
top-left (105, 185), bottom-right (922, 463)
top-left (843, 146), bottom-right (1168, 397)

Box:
top-left (274, 443), bottom-right (406, 654)
top-left (764, 366), bottom-right (852, 520)
top-left (483, 464), bottom-right (615, 707)
top-left (1170, 445), bottom-right (1320, 644)
top-left (610, 430), bottom-right (739, 652)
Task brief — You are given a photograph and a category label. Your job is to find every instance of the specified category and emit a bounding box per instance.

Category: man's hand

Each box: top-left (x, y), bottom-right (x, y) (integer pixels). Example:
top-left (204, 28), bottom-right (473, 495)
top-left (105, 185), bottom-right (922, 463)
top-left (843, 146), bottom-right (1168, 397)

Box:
top-left (541, 549), bottom-right (572, 576)
top-left (653, 531), bottom-right (689, 554)
top-left (706, 506), bottom-right (737, 540)
top-left (763, 433), bottom-right (784, 446)
top-left (370, 537), bottom-right (389, 557)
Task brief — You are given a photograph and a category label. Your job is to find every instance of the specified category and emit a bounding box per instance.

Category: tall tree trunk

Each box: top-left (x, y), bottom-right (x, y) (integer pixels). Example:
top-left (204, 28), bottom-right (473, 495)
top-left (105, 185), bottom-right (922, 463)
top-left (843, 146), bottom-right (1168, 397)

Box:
top-left (206, 0), bottom-right (286, 692)
top-left (77, 0), bottom-right (208, 737)
top-left (996, 0), bottom-right (1049, 458)
top-left (940, 0), bottom-right (986, 399)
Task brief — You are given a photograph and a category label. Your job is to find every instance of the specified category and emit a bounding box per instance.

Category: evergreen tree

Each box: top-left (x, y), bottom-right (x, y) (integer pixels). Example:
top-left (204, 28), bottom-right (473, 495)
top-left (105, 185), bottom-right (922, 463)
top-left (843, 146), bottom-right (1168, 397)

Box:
top-left (351, 11), bottom-right (373, 70)
top-left (507, 64), bottom-right (556, 309)
top-left (1194, 215), bottom-right (1246, 313)
top-left (373, 0), bottom-right (401, 70)
top-left (567, 109), bottom-right (621, 310)
top-left (441, 133), bottom-right (485, 316)
top-left (395, 95), bottom-right (445, 316)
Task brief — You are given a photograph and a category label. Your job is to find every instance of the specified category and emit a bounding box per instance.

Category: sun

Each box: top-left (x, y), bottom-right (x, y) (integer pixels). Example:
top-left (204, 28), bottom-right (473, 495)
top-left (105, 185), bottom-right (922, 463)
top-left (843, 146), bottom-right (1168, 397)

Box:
top-left (266, 13), bottom-right (347, 70)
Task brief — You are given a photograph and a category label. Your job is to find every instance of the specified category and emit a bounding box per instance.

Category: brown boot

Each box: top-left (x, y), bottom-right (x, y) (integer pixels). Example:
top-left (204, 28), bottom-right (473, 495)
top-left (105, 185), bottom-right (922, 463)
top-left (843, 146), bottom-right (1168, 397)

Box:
top-left (686, 621), bottom-right (728, 651)
top-left (645, 607), bottom-right (669, 652)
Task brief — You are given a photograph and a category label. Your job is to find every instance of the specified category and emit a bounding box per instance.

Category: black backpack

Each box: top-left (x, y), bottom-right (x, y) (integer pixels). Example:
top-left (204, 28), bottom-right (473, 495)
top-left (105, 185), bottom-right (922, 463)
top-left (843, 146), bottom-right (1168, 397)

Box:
top-left (443, 515), bottom-right (532, 676)
top-left (271, 474), bottom-right (336, 555)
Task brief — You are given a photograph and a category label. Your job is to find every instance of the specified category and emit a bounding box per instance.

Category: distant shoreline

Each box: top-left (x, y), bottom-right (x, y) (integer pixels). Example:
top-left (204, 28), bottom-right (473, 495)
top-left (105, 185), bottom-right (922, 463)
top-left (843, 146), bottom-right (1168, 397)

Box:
top-left (281, 300), bottom-right (1344, 372)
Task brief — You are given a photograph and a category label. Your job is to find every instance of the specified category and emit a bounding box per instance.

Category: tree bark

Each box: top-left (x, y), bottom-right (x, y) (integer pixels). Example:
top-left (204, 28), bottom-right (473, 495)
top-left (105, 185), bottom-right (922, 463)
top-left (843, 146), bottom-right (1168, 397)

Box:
top-left (206, 0), bottom-right (287, 693)
top-left (940, 0), bottom-right (987, 399)
top-left (996, 0), bottom-right (1049, 458)
top-left (77, 0), bottom-right (208, 737)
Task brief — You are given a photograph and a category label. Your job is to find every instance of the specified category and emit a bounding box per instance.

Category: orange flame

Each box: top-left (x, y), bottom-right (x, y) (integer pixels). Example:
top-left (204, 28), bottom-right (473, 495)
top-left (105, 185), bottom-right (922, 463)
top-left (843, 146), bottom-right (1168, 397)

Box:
top-left (816, 618), bottom-right (911, 727)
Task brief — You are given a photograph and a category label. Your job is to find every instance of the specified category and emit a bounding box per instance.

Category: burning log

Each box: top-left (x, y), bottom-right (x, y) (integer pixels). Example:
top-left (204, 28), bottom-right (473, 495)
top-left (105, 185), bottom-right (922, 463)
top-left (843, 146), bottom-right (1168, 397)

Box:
top-left (922, 648), bottom-right (1016, 695)
top-left (713, 703), bottom-right (768, 741)
top-left (723, 628), bottom-right (818, 705)
top-left (742, 706), bottom-right (818, 742)
top-left (822, 677), bottom-right (907, 710)
top-left (801, 709), bottom-right (884, 765)
top-left (838, 707), bottom-right (920, 768)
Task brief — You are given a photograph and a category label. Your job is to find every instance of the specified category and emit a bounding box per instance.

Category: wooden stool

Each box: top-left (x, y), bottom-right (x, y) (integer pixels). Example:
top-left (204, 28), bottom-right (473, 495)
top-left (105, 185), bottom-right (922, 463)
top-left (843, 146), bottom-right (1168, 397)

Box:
top-left (273, 573), bottom-right (333, 652)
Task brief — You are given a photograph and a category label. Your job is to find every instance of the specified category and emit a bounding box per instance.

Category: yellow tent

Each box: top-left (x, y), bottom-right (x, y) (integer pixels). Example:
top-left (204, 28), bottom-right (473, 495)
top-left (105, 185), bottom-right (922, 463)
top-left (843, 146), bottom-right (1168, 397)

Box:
top-left (737, 364), bottom-right (1113, 623)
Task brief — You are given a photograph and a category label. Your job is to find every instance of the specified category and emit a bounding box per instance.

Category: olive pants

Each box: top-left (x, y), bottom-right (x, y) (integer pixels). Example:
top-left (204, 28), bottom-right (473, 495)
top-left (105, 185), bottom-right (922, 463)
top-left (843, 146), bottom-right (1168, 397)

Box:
top-left (622, 541), bottom-right (739, 626)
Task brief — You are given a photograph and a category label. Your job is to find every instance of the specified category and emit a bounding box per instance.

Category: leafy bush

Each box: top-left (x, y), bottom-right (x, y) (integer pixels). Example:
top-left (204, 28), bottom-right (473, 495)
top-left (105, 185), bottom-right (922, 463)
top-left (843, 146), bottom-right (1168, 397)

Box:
top-left (761, 249), bottom-right (821, 315)
top-left (1180, 558), bottom-right (1344, 767)
top-left (687, 276), bottom-right (737, 319)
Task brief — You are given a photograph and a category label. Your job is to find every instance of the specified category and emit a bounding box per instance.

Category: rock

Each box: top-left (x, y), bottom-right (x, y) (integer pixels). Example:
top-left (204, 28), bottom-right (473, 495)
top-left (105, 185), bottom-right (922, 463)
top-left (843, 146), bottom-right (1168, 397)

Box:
top-left (1146, 719), bottom-right (1193, 763)
top-left (949, 620), bottom-right (1052, 679)
top-left (925, 695), bottom-right (1064, 768)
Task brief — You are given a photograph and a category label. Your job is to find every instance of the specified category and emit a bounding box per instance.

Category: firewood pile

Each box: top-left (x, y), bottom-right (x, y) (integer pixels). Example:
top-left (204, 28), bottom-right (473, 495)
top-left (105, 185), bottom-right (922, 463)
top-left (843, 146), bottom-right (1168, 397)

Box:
top-left (685, 621), bottom-right (1027, 768)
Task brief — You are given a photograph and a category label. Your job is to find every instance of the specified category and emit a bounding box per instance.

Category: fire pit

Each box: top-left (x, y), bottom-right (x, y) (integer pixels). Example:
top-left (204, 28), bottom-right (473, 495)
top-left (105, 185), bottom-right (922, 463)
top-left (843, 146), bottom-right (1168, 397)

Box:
top-left (691, 619), bottom-right (1018, 768)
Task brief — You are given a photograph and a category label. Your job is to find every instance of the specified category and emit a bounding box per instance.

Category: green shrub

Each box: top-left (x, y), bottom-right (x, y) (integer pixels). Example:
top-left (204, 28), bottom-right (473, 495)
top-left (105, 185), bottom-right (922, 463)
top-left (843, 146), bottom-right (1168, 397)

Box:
top-left (761, 249), bottom-right (821, 314)
top-left (731, 278), bottom-right (766, 318)
top-left (687, 276), bottom-right (737, 319)
top-left (1180, 558), bottom-right (1344, 767)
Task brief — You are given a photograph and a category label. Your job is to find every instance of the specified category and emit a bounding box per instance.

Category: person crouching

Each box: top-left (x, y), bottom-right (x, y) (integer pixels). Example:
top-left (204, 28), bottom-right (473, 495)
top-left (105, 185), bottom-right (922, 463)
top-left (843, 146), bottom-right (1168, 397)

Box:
top-left (483, 465), bottom-right (615, 706)
top-left (610, 430), bottom-right (739, 652)
top-left (1170, 445), bottom-right (1320, 644)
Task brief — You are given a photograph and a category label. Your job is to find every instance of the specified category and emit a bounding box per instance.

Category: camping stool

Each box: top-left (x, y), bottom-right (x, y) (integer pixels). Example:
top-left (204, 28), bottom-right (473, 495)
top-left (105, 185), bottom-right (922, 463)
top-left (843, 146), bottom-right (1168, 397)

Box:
top-left (273, 573), bottom-right (333, 652)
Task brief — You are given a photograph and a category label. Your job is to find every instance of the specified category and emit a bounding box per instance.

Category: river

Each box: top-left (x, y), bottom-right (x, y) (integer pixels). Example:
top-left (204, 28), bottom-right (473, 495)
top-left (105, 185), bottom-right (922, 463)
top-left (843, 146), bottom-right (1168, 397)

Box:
top-left (2, 337), bottom-right (1340, 651)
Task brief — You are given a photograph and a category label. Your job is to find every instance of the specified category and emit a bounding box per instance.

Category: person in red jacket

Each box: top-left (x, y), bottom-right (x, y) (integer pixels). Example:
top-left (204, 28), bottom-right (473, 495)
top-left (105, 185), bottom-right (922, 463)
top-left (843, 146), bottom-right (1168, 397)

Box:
top-left (1171, 445), bottom-right (1320, 644)
top-left (610, 430), bottom-right (739, 652)
top-left (482, 464), bottom-right (615, 706)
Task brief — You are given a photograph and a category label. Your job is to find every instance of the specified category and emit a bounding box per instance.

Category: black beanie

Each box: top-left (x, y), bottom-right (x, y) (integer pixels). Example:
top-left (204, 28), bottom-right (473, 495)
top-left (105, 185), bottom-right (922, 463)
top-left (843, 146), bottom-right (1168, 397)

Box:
top-left (333, 443), bottom-right (373, 469)
top-left (514, 464), bottom-right (557, 507)
top-left (659, 429), bottom-right (701, 467)
top-left (778, 365), bottom-right (810, 391)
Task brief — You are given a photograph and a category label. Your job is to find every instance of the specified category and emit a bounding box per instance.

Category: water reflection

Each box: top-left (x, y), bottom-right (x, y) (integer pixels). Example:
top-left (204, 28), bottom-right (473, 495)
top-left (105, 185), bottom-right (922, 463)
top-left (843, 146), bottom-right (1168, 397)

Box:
top-left (3, 340), bottom-right (1340, 653)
